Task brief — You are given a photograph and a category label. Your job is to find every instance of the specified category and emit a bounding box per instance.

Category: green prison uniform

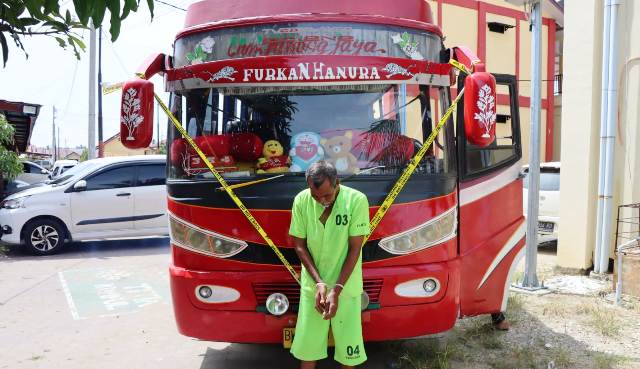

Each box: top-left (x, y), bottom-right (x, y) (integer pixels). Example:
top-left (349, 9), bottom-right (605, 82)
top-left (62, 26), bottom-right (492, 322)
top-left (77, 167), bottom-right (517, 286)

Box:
top-left (288, 185), bottom-right (370, 366)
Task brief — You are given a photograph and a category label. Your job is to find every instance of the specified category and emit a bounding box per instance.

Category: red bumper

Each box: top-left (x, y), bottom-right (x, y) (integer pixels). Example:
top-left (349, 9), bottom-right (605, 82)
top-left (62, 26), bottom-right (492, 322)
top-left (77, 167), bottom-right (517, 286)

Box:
top-left (169, 261), bottom-right (460, 343)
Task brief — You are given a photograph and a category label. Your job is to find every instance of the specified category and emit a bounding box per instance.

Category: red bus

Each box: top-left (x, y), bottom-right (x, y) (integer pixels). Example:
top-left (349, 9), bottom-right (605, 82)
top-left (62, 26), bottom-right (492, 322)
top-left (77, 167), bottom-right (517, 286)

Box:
top-left (121, 0), bottom-right (525, 345)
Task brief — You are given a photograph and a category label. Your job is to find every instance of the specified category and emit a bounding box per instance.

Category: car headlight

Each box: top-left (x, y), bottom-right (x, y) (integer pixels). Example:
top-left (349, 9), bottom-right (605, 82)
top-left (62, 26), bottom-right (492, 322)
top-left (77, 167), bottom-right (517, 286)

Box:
top-left (378, 206), bottom-right (457, 255)
top-left (1, 196), bottom-right (28, 209)
top-left (169, 213), bottom-right (248, 258)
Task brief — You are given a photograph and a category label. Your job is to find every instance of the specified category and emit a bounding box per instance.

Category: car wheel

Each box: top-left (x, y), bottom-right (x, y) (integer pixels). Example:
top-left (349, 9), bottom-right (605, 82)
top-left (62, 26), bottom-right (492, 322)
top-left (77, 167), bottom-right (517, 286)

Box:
top-left (24, 219), bottom-right (65, 255)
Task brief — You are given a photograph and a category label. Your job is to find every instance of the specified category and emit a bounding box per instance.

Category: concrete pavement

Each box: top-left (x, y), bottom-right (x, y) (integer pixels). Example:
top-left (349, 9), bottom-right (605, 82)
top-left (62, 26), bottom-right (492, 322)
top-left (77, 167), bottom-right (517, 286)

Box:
top-left (0, 239), bottom-right (392, 369)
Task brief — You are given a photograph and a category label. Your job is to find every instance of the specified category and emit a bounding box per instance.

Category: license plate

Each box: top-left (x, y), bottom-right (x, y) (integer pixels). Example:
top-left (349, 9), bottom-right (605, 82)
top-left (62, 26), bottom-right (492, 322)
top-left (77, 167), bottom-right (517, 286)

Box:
top-left (283, 327), bottom-right (335, 348)
top-left (283, 328), bottom-right (295, 348)
top-left (538, 221), bottom-right (554, 232)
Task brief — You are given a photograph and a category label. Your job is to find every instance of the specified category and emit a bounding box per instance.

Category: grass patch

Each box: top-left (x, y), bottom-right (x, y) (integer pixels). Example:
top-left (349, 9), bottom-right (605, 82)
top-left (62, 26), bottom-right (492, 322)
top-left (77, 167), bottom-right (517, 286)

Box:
top-left (507, 293), bottom-right (525, 313)
top-left (0, 244), bottom-right (8, 256)
top-left (586, 308), bottom-right (621, 337)
top-left (512, 346), bottom-right (539, 369)
top-left (551, 346), bottom-right (572, 369)
top-left (459, 320), bottom-right (504, 350)
top-left (506, 293), bottom-right (525, 325)
top-left (479, 333), bottom-right (504, 350)
top-left (29, 355), bottom-right (44, 361)
top-left (543, 302), bottom-right (568, 318)
top-left (393, 338), bottom-right (463, 369)
top-left (512, 270), bottom-right (524, 284)
top-left (593, 352), bottom-right (624, 369)
top-left (575, 302), bottom-right (598, 315)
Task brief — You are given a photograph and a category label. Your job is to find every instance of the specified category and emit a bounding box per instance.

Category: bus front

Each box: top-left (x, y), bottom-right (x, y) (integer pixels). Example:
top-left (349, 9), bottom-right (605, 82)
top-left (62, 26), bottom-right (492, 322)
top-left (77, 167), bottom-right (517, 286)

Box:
top-left (161, 0), bottom-right (463, 343)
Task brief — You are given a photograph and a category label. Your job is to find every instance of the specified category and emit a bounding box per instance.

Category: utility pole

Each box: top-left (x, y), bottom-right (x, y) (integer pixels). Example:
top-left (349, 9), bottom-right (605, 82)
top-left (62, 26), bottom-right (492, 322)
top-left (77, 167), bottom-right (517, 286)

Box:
top-left (97, 27), bottom-right (104, 158)
top-left (52, 106), bottom-right (57, 162)
top-left (521, 0), bottom-right (544, 290)
top-left (88, 25), bottom-right (97, 159)
top-left (57, 127), bottom-right (60, 160)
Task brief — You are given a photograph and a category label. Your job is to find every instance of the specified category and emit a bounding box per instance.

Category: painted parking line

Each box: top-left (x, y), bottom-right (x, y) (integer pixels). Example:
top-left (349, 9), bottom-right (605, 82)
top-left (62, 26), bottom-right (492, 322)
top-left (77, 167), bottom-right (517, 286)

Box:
top-left (58, 267), bottom-right (170, 320)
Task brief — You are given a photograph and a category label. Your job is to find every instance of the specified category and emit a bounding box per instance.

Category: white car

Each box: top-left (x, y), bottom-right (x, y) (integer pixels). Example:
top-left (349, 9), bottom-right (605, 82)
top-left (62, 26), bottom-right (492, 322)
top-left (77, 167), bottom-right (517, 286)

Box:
top-left (49, 159), bottom-right (78, 179)
top-left (522, 162), bottom-right (560, 244)
top-left (0, 155), bottom-right (168, 255)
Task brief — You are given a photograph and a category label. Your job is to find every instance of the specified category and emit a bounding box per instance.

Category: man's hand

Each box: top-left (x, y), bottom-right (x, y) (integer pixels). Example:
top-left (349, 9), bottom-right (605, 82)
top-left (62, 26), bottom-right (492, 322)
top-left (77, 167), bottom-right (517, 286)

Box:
top-left (315, 284), bottom-right (328, 314)
top-left (322, 287), bottom-right (341, 320)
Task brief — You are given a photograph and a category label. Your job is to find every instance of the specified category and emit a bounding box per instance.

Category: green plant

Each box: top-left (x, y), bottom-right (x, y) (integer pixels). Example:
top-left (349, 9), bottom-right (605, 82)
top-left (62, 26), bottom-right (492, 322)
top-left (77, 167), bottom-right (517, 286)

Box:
top-left (513, 346), bottom-right (538, 369)
top-left (551, 347), bottom-right (572, 369)
top-left (394, 338), bottom-right (462, 369)
top-left (0, 0), bottom-right (154, 67)
top-left (79, 147), bottom-right (88, 161)
top-left (593, 352), bottom-right (623, 369)
top-left (587, 308), bottom-right (621, 337)
top-left (543, 302), bottom-right (567, 317)
top-left (480, 333), bottom-right (504, 350)
top-left (0, 114), bottom-right (23, 181)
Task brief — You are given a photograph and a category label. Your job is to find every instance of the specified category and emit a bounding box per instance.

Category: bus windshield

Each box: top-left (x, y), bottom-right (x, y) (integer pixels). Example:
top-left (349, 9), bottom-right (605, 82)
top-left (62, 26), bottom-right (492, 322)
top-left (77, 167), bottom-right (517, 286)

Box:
top-left (168, 84), bottom-right (453, 180)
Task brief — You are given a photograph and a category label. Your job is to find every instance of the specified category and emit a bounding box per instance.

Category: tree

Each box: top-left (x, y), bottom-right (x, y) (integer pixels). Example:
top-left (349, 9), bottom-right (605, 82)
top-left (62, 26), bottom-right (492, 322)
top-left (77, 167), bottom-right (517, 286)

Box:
top-left (0, 114), bottom-right (23, 189)
top-left (0, 0), bottom-right (154, 67)
top-left (79, 147), bottom-right (88, 161)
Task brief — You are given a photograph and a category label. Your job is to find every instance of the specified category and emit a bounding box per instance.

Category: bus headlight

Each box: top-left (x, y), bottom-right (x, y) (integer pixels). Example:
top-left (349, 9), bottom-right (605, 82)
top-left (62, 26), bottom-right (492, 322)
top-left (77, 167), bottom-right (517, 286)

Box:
top-left (378, 207), bottom-right (457, 255)
top-left (265, 293), bottom-right (289, 316)
top-left (169, 214), bottom-right (248, 258)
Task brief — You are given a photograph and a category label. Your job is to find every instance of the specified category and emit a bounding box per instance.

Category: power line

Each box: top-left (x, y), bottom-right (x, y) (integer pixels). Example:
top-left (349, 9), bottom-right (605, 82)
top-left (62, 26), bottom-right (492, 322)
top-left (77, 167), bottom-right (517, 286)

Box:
top-left (156, 0), bottom-right (187, 12)
top-left (61, 58), bottom-right (80, 118)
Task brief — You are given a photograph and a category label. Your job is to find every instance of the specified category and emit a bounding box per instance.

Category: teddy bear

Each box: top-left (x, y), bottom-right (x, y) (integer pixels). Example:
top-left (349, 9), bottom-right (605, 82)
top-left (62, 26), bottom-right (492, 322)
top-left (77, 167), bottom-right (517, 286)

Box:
top-left (257, 140), bottom-right (290, 173)
top-left (321, 131), bottom-right (360, 174)
top-left (289, 132), bottom-right (324, 172)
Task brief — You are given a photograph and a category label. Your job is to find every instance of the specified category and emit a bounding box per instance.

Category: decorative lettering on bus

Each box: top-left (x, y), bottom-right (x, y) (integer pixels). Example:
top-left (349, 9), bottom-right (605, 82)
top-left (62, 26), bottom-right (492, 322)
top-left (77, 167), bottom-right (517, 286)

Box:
top-left (242, 62), bottom-right (389, 82)
top-left (227, 35), bottom-right (387, 59)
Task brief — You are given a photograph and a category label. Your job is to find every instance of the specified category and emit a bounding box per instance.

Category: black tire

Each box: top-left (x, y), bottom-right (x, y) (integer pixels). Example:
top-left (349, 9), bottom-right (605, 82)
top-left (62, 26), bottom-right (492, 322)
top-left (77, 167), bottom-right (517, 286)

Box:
top-left (23, 219), bottom-right (66, 255)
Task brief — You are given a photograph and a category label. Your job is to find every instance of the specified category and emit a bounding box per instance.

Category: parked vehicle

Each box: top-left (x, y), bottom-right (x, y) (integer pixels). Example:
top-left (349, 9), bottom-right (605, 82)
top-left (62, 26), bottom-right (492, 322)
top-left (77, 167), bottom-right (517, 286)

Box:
top-left (0, 179), bottom-right (30, 201)
top-left (522, 162), bottom-right (561, 243)
top-left (32, 159), bottom-right (53, 170)
top-left (49, 159), bottom-right (78, 179)
top-left (18, 160), bottom-right (50, 184)
top-left (0, 161), bottom-right (50, 201)
top-left (118, 0), bottom-right (526, 344)
top-left (0, 155), bottom-right (168, 255)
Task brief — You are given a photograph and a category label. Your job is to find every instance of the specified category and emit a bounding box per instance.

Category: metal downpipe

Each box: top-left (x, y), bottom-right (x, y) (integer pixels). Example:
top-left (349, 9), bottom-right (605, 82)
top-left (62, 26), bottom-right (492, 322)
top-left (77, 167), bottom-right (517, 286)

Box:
top-left (594, 0), bottom-right (612, 273)
top-left (596, 0), bottom-right (623, 274)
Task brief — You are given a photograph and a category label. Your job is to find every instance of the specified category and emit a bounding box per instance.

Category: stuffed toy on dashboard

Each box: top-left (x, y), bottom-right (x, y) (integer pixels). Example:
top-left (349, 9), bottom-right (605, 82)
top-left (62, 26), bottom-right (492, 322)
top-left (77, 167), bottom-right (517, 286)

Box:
top-left (257, 140), bottom-right (290, 173)
top-left (321, 130), bottom-right (359, 174)
top-left (289, 132), bottom-right (324, 172)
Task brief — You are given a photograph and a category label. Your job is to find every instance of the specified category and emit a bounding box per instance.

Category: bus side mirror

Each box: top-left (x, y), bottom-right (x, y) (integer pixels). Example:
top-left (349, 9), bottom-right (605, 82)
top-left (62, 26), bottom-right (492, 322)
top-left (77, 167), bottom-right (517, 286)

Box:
top-left (464, 71), bottom-right (497, 147)
top-left (120, 78), bottom-right (154, 149)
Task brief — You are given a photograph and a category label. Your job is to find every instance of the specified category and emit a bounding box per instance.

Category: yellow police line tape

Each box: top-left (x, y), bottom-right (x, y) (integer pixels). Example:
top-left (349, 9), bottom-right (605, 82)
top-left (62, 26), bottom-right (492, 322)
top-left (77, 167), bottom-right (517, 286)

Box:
top-left (107, 60), bottom-right (468, 285)
top-left (152, 92), bottom-right (302, 284)
top-left (362, 86), bottom-right (464, 244)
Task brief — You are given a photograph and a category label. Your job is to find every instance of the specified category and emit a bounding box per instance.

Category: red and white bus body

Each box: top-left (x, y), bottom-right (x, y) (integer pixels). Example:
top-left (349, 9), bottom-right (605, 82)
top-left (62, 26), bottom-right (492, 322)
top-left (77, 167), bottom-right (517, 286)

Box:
top-left (131, 0), bottom-right (525, 343)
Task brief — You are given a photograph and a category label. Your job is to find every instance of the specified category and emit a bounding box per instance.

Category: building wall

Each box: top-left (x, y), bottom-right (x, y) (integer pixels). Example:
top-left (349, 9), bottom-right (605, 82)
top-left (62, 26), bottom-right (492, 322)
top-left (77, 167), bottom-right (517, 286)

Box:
top-left (103, 135), bottom-right (148, 157)
top-left (426, 0), bottom-right (558, 163)
top-left (558, 0), bottom-right (640, 270)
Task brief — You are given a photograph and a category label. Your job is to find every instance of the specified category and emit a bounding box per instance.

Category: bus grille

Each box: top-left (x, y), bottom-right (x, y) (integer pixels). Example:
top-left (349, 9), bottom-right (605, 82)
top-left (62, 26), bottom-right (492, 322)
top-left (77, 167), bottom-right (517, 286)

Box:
top-left (253, 279), bottom-right (383, 305)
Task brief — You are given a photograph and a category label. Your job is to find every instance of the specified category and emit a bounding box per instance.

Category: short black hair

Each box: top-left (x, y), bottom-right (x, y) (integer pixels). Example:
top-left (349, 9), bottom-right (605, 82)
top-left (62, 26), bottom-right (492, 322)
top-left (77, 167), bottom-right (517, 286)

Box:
top-left (306, 160), bottom-right (338, 188)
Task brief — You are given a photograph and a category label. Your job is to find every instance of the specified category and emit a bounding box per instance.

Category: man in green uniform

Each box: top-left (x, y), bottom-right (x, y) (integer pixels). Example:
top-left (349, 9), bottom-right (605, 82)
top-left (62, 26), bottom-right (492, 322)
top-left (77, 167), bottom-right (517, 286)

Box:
top-left (289, 160), bottom-right (370, 369)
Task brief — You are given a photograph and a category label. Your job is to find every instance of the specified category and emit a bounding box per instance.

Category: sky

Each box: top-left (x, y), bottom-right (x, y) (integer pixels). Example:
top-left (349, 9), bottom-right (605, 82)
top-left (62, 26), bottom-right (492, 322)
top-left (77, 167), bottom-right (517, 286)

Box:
top-left (0, 1), bottom-right (194, 148)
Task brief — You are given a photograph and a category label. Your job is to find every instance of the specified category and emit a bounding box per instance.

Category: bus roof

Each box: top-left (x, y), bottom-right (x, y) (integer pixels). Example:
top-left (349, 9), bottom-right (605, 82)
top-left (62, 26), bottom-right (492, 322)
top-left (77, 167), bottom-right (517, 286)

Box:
top-left (182, 0), bottom-right (438, 36)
